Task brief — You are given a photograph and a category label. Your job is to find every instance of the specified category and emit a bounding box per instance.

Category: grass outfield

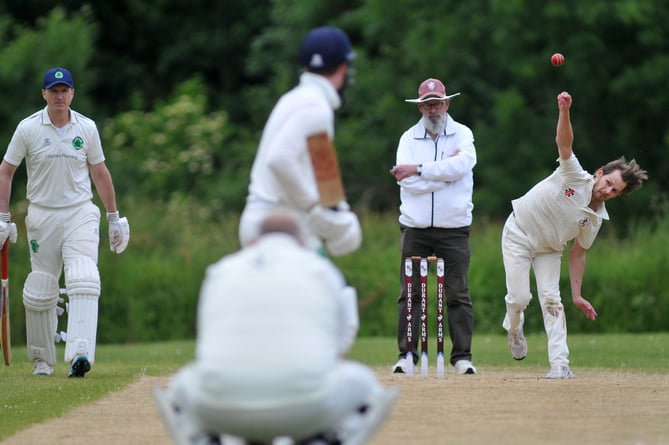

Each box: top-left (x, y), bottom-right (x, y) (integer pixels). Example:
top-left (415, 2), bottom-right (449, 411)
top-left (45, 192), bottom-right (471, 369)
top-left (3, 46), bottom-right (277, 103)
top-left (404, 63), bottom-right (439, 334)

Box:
top-left (1, 333), bottom-right (668, 440)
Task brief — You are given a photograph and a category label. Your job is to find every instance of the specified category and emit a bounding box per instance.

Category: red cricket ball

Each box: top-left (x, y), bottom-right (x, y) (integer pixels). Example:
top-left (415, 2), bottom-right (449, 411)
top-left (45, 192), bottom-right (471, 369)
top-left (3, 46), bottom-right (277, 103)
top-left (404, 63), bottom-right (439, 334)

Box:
top-left (551, 53), bottom-right (565, 66)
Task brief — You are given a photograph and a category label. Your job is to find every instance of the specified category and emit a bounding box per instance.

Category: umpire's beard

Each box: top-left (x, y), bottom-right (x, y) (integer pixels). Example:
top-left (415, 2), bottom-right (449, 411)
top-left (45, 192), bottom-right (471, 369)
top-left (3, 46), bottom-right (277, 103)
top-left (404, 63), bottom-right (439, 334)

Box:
top-left (422, 113), bottom-right (446, 135)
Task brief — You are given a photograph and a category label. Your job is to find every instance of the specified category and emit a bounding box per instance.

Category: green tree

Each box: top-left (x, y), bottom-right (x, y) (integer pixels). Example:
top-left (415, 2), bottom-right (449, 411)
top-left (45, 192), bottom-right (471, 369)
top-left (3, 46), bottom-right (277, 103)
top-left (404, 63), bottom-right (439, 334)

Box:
top-left (2, 0), bottom-right (667, 226)
top-left (0, 8), bottom-right (96, 196)
top-left (2, 0), bottom-right (273, 118)
top-left (101, 77), bottom-right (252, 212)
top-left (0, 6), bottom-right (96, 163)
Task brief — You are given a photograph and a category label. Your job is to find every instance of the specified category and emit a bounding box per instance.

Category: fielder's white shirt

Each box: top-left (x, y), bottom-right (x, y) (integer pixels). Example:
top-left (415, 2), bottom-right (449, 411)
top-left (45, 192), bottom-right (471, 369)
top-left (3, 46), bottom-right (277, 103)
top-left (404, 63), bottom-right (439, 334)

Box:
top-left (396, 115), bottom-right (477, 228)
top-left (245, 72), bottom-right (341, 211)
top-left (195, 233), bottom-right (353, 407)
top-left (511, 154), bottom-right (609, 252)
top-left (4, 107), bottom-right (105, 208)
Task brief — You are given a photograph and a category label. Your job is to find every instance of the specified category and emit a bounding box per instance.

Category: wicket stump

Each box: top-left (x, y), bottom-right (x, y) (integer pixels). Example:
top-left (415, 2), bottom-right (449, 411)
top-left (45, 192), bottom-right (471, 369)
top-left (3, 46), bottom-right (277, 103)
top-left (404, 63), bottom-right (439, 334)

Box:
top-left (404, 256), bottom-right (445, 377)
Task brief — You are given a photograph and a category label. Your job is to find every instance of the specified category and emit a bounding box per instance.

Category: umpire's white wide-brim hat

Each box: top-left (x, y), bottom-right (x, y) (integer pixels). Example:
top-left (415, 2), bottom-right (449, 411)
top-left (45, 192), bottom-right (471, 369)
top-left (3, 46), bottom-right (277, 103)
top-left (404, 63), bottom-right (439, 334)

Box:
top-left (405, 78), bottom-right (460, 103)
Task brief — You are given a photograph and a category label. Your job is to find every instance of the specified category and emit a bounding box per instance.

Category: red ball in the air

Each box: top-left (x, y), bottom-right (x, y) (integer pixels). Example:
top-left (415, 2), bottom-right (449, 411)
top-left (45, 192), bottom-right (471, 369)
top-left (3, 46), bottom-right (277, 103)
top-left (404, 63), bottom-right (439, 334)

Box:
top-left (551, 53), bottom-right (565, 67)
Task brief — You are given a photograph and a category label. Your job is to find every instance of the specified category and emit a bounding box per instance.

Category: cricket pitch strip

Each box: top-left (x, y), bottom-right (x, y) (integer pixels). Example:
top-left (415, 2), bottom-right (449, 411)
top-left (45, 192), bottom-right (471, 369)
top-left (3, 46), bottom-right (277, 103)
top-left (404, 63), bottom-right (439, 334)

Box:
top-left (2, 367), bottom-right (668, 445)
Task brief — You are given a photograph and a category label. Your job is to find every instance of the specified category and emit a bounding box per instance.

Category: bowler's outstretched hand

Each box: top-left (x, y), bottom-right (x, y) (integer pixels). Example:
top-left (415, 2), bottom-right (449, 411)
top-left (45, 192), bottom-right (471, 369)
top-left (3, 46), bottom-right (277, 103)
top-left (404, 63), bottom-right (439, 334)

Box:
top-left (557, 91), bottom-right (572, 111)
top-left (573, 295), bottom-right (597, 320)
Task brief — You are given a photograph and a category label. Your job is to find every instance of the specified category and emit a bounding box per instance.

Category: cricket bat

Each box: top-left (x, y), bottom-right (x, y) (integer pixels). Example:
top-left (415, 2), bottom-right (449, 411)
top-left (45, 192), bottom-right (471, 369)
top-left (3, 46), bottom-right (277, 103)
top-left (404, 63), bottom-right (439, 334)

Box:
top-left (1, 239), bottom-right (11, 366)
top-left (307, 133), bottom-right (346, 208)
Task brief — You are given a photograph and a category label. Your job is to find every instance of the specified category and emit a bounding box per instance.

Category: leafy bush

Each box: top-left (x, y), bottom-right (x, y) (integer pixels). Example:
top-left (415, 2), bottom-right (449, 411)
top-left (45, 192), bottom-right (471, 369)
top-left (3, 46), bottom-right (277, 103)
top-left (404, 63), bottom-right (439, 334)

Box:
top-left (101, 78), bottom-right (254, 212)
top-left (5, 199), bottom-right (669, 343)
top-left (6, 201), bottom-right (669, 346)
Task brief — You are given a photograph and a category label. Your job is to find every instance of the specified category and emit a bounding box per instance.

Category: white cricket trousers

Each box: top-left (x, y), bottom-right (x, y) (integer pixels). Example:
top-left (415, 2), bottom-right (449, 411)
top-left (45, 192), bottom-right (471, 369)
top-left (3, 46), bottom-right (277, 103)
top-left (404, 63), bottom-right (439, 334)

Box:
top-left (26, 202), bottom-right (100, 276)
top-left (25, 202), bottom-right (101, 364)
top-left (170, 360), bottom-right (383, 443)
top-left (501, 214), bottom-right (570, 367)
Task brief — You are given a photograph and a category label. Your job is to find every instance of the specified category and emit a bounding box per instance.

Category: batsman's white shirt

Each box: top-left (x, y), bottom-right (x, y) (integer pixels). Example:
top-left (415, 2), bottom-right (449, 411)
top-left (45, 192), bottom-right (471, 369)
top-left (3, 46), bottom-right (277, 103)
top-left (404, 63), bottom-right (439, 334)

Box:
top-left (245, 72), bottom-right (339, 211)
top-left (239, 72), bottom-right (341, 246)
top-left (4, 107), bottom-right (105, 207)
top-left (511, 154), bottom-right (609, 252)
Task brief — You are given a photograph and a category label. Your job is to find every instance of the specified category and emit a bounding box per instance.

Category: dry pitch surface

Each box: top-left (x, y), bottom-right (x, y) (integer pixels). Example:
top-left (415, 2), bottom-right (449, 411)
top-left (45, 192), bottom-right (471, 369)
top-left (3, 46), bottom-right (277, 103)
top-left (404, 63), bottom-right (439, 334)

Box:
top-left (2, 367), bottom-right (668, 445)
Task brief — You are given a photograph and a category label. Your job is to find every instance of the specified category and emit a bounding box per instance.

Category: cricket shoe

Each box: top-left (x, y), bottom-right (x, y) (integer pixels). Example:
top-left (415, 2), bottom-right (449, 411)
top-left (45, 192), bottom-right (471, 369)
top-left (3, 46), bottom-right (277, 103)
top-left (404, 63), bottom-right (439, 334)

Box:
top-left (392, 358), bottom-right (407, 374)
top-left (33, 359), bottom-right (53, 376)
top-left (454, 359), bottom-right (477, 375)
top-left (392, 354), bottom-right (416, 374)
top-left (545, 365), bottom-right (573, 379)
top-left (68, 355), bottom-right (91, 378)
top-left (508, 329), bottom-right (528, 360)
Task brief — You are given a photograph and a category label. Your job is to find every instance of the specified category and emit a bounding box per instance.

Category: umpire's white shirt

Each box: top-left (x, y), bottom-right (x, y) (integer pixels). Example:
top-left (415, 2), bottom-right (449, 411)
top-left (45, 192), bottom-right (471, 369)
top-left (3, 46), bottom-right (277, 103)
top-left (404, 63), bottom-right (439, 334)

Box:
top-left (511, 154), bottom-right (609, 252)
top-left (4, 107), bottom-right (105, 208)
top-left (395, 115), bottom-right (476, 228)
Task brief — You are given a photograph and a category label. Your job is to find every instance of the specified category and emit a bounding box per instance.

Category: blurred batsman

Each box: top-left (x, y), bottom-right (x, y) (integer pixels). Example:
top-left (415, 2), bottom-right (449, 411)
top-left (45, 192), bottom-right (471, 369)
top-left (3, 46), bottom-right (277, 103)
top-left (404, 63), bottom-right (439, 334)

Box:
top-left (239, 26), bottom-right (361, 257)
top-left (153, 212), bottom-right (398, 445)
top-left (0, 67), bottom-right (129, 377)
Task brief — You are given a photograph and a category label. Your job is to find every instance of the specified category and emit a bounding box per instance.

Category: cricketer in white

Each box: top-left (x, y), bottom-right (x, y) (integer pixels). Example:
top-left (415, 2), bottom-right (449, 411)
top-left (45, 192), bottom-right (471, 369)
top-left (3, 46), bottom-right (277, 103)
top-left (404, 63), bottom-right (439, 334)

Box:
top-left (238, 26), bottom-right (361, 257)
top-left (154, 213), bottom-right (398, 445)
top-left (502, 91), bottom-right (647, 379)
top-left (0, 67), bottom-right (129, 378)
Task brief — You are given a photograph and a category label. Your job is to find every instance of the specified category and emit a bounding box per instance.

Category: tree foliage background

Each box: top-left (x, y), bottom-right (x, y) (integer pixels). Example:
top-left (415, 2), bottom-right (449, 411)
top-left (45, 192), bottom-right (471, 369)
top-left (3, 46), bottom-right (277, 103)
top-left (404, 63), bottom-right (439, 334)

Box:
top-left (0, 0), bottom-right (668, 342)
top-left (0, 0), bottom-right (666, 226)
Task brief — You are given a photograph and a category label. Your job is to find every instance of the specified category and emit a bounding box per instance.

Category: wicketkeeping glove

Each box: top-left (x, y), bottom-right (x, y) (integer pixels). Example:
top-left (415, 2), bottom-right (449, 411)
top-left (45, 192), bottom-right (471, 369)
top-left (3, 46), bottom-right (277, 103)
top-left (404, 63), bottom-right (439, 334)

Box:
top-left (107, 211), bottom-right (130, 254)
top-left (0, 212), bottom-right (18, 245)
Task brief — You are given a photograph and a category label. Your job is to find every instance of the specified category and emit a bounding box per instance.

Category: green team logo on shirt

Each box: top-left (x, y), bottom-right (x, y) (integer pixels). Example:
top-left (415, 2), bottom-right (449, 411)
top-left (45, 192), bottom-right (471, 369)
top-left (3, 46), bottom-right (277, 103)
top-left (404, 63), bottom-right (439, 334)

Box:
top-left (30, 240), bottom-right (39, 253)
top-left (72, 136), bottom-right (84, 150)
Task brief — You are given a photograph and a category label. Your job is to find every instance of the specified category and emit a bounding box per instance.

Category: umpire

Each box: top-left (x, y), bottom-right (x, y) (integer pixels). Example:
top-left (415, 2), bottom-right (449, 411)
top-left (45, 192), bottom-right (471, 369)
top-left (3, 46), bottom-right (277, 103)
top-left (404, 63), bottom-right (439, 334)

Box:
top-left (389, 78), bottom-right (477, 375)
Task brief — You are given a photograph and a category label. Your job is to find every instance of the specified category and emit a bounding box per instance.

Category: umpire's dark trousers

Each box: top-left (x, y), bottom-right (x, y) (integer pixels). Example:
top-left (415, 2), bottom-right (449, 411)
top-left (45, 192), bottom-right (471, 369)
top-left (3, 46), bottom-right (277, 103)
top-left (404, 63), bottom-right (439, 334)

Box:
top-left (397, 225), bottom-right (474, 365)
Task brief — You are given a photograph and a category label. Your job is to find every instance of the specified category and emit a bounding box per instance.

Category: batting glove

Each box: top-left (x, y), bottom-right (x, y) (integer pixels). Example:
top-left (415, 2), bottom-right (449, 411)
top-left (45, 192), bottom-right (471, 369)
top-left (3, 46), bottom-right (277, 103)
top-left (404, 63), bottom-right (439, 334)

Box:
top-left (107, 211), bottom-right (130, 254)
top-left (0, 212), bottom-right (18, 245)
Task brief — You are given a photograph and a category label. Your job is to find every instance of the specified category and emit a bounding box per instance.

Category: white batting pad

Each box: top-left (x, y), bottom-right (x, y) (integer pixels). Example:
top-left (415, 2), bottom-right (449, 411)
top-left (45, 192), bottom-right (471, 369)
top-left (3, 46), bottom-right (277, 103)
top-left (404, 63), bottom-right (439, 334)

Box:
top-left (64, 296), bottom-right (99, 364)
top-left (64, 257), bottom-right (101, 296)
top-left (23, 271), bottom-right (60, 365)
top-left (64, 257), bottom-right (101, 364)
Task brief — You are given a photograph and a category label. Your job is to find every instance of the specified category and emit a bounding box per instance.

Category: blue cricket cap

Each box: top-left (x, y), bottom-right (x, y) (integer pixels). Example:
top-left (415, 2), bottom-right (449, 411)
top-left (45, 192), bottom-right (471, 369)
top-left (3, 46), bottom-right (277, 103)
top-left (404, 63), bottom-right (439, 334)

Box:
top-left (43, 67), bottom-right (74, 89)
top-left (297, 26), bottom-right (355, 71)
